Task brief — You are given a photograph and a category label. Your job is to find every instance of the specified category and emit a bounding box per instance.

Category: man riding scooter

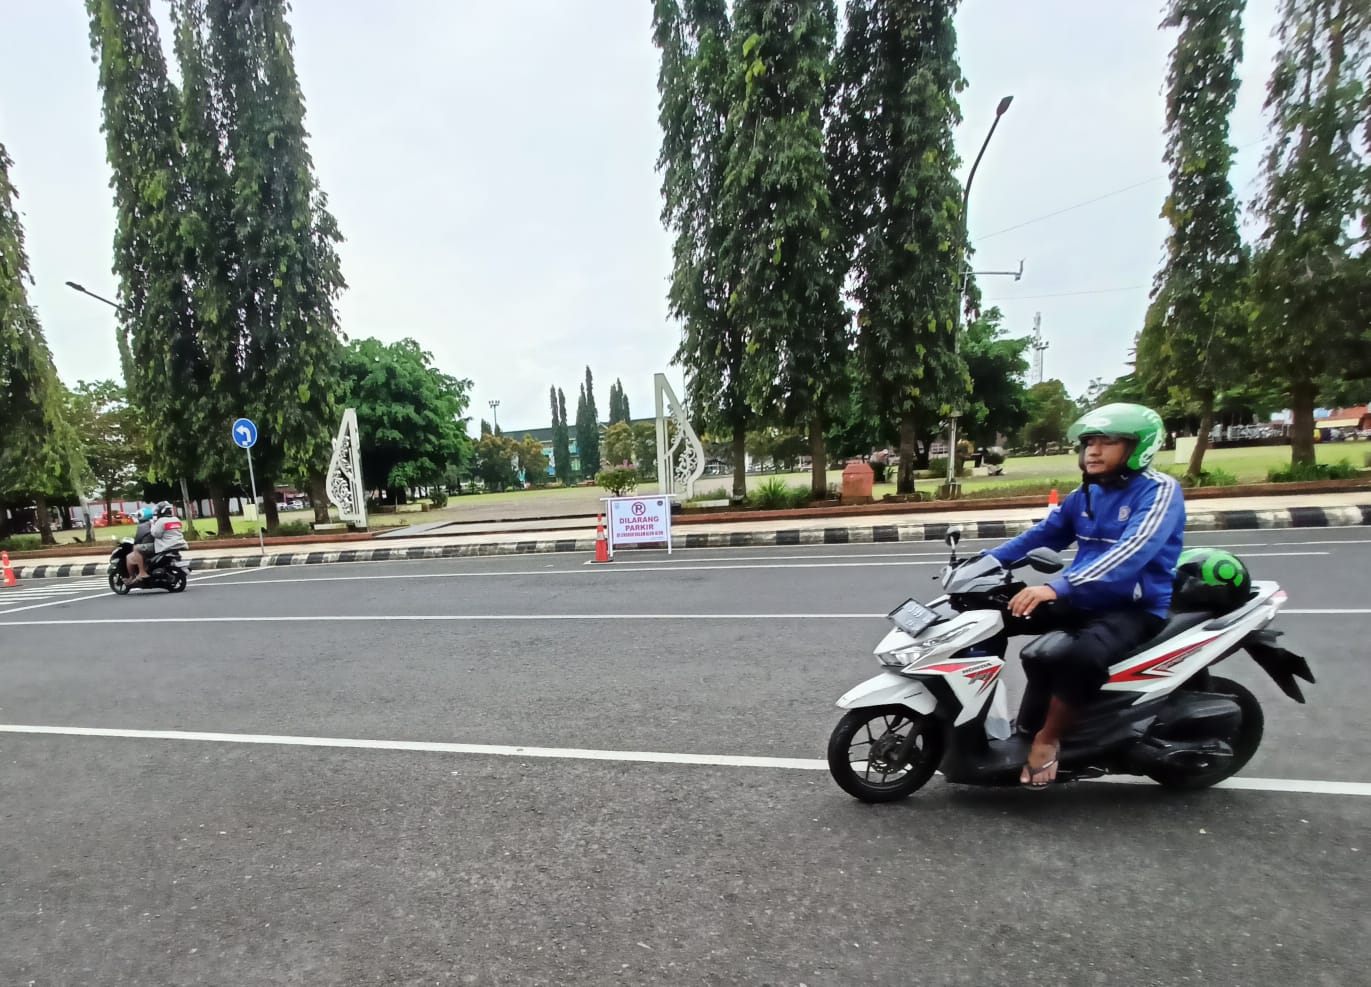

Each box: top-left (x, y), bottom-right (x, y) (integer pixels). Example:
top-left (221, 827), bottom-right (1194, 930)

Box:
top-left (985, 403), bottom-right (1186, 788)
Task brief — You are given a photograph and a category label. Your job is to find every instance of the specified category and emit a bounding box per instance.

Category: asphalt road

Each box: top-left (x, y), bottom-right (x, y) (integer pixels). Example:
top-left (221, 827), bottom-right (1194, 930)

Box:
top-left (1, 528), bottom-right (1367, 985)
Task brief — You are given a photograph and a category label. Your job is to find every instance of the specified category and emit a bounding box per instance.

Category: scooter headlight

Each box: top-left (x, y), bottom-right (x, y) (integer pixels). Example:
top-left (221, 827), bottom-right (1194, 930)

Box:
top-left (877, 627), bottom-right (968, 668)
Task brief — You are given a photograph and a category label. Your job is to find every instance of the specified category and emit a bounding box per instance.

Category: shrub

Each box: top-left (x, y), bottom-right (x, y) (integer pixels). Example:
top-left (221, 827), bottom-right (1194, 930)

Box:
top-left (688, 486), bottom-right (730, 503)
top-left (596, 467), bottom-right (639, 496)
top-left (276, 520), bottom-right (312, 537)
top-left (747, 477), bottom-right (813, 510)
top-left (748, 476), bottom-right (791, 510)
top-left (1168, 466), bottom-right (1239, 488)
top-left (1266, 459), bottom-right (1361, 483)
top-left (927, 457), bottom-right (971, 479)
top-left (0, 534), bottom-right (41, 553)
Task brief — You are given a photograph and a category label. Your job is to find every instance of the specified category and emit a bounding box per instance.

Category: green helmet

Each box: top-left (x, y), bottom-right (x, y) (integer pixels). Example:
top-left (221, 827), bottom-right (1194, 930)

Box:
top-left (1067, 402), bottom-right (1166, 472)
top-left (1172, 548), bottom-right (1251, 612)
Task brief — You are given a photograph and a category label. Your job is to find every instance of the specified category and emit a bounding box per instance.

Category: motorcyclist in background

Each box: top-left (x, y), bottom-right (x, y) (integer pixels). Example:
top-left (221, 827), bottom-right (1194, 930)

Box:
top-left (127, 506), bottom-right (156, 584)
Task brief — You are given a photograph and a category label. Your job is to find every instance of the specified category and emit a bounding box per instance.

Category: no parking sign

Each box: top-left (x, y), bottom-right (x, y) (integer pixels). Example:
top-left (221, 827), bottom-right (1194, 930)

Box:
top-left (605, 496), bottom-right (672, 556)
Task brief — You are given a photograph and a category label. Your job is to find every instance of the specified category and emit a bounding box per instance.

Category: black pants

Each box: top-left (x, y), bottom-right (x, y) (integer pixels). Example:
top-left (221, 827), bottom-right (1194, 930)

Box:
top-left (1016, 607), bottom-right (1165, 731)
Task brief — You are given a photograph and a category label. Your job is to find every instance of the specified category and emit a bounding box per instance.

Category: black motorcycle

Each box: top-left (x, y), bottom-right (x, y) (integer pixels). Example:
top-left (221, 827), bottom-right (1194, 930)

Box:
top-left (108, 538), bottom-right (190, 594)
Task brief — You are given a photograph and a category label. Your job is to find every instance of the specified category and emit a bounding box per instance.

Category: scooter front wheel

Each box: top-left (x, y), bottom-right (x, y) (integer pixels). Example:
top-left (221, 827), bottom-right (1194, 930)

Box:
top-left (828, 705), bottom-right (945, 803)
top-left (108, 571), bottom-right (130, 595)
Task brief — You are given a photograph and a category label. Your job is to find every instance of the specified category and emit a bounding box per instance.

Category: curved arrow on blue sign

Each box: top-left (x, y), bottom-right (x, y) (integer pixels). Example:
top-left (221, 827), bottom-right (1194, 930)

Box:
top-left (232, 417), bottom-right (258, 449)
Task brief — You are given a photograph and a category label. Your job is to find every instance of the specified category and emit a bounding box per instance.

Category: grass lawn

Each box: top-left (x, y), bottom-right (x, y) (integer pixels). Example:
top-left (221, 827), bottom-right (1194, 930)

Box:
top-left (691, 442), bottom-right (1368, 499)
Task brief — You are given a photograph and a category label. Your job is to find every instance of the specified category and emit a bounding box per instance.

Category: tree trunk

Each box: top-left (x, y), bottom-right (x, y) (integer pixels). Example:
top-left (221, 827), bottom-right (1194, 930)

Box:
top-left (1289, 381), bottom-right (1316, 466)
top-left (35, 494), bottom-right (55, 546)
top-left (1186, 391), bottom-right (1215, 481)
top-left (897, 413), bottom-right (917, 494)
top-left (810, 418), bottom-right (827, 498)
top-left (309, 470), bottom-right (331, 524)
top-left (262, 481), bottom-right (280, 535)
top-left (209, 481), bottom-right (234, 536)
top-left (731, 423), bottom-right (747, 501)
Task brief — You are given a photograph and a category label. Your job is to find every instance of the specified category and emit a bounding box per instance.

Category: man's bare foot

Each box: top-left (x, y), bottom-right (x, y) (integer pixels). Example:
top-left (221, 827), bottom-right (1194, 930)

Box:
top-left (1021, 738), bottom-right (1060, 788)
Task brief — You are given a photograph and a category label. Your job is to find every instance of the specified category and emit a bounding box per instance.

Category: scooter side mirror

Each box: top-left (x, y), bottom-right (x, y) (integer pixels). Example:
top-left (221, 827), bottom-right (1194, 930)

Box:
top-left (1025, 547), bottom-right (1064, 574)
top-left (945, 526), bottom-right (962, 549)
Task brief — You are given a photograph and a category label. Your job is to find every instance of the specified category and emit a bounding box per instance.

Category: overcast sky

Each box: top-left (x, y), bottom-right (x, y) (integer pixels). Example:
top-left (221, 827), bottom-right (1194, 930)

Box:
top-left (1, 1), bottom-right (1279, 436)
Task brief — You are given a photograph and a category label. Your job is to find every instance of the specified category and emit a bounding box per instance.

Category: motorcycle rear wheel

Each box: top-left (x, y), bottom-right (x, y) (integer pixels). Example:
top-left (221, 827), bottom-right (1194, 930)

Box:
top-left (828, 705), bottom-right (944, 803)
top-left (169, 569), bottom-right (188, 593)
top-left (1146, 676), bottom-right (1263, 790)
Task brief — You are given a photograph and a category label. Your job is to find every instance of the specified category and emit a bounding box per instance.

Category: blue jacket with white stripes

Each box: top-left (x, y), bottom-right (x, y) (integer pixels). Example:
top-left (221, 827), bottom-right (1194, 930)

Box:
top-left (988, 469), bottom-right (1186, 617)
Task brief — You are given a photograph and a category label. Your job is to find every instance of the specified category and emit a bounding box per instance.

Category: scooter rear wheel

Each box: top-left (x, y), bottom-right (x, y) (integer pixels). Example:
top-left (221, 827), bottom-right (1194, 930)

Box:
top-left (169, 570), bottom-right (188, 593)
top-left (828, 705), bottom-right (944, 803)
top-left (1146, 676), bottom-right (1263, 790)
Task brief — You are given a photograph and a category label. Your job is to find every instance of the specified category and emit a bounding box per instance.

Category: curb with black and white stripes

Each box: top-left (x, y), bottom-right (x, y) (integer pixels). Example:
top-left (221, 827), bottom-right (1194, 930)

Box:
top-left (10, 503), bottom-right (1370, 580)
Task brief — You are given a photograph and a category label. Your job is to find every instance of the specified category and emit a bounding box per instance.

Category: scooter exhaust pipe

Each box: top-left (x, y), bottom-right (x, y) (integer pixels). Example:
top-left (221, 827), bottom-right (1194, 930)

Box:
top-left (1126, 737), bottom-right (1233, 772)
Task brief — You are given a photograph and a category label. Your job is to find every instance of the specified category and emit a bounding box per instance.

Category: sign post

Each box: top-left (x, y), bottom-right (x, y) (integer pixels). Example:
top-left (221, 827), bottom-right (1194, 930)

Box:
top-left (232, 417), bottom-right (265, 555)
top-left (604, 495), bottom-right (672, 558)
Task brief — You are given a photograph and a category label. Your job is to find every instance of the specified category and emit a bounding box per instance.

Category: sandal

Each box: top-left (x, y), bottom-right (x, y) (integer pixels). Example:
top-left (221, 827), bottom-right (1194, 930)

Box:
top-left (1022, 757), bottom-right (1058, 789)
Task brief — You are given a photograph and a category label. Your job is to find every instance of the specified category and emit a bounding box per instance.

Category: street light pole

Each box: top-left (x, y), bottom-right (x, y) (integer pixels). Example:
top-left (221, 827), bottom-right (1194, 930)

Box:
top-left (65, 280), bottom-right (197, 536)
top-left (945, 95), bottom-right (1013, 497)
top-left (488, 399), bottom-right (500, 433)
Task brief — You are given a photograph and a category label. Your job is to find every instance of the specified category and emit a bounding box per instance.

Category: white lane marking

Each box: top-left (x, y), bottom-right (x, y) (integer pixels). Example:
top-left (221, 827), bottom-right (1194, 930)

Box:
top-left (1283, 608), bottom-right (1371, 615)
top-left (1, 723), bottom-right (1367, 798)
top-left (0, 613), bottom-right (891, 627)
top-left (139, 550), bottom-right (1335, 591)
top-left (0, 567), bottom-right (263, 617)
top-left (0, 608), bottom-right (1366, 628)
top-left (204, 560), bottom-right (948, 588)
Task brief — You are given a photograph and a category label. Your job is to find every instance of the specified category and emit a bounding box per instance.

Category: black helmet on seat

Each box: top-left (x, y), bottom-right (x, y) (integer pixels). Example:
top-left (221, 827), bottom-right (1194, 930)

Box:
top-left (1172, 548), bottom-right (1251, 612)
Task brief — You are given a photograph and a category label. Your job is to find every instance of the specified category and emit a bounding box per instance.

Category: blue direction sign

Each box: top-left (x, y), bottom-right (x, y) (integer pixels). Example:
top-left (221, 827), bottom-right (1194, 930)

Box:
top-left (232, 417), bottom-right (258, 449)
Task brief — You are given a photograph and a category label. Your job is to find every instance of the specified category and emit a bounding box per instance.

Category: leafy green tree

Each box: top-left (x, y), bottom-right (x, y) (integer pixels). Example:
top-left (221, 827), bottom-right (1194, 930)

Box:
top-left (633, 421), bottom-right (658, 478)
top-left (1139, 0), bottom-right (1250, 481)
top-left (718, 0), bottom-right (848, 498)
top-left (338, 338), bottom-right (472, 502)
top-left (653, 0), bottom-right (753, 500)
top-left (1251, 0), bottom-right (1368, 465)
top-left (516, 434), bottom-right (549, 484)
top-left (474, 432), bottom-right (519, 492)
top-left (960, 308), bottom-right (1031, 449)
top-left (67, 380), bottom-right (148, 517)
top-left (830, 0), bottom-right (967, 493)
top-left (86, 0), bottom-right (237, 529)
top-left (603, 421), bottom-right (637, 468)
top-left (0, 142), bottom-right (86, 544)
top-left (194, 0), bottom-right (346, 533)
top-left (1023, 380), bottom-right (1078, 455)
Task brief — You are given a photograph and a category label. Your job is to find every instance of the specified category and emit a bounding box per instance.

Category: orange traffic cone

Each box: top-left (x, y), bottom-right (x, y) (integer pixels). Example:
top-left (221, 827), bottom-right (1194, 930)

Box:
top-left (2, 550), bottom-right (16, 588)
top-left (593, 515), bottom-right (612, 564)
top-left (1047, 488), bottom-right (1059, 512)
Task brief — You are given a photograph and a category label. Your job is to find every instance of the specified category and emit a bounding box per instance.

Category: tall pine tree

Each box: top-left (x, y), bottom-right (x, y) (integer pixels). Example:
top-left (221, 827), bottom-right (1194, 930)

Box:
top-left (719, 0), bottom-right (848, 497)
top-left (1139, 0), bottom-right (1249, 481)
top-left (554, 387), bottom-right (573, 484)
top-left (653, 0), bottom-right (753, 500)
top-left (829, 0), bottom-right (966, 493)
top-left (1251, 0), bottom-right (1367, 465)
top-left (580, 366), bottom-right (601, 474)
